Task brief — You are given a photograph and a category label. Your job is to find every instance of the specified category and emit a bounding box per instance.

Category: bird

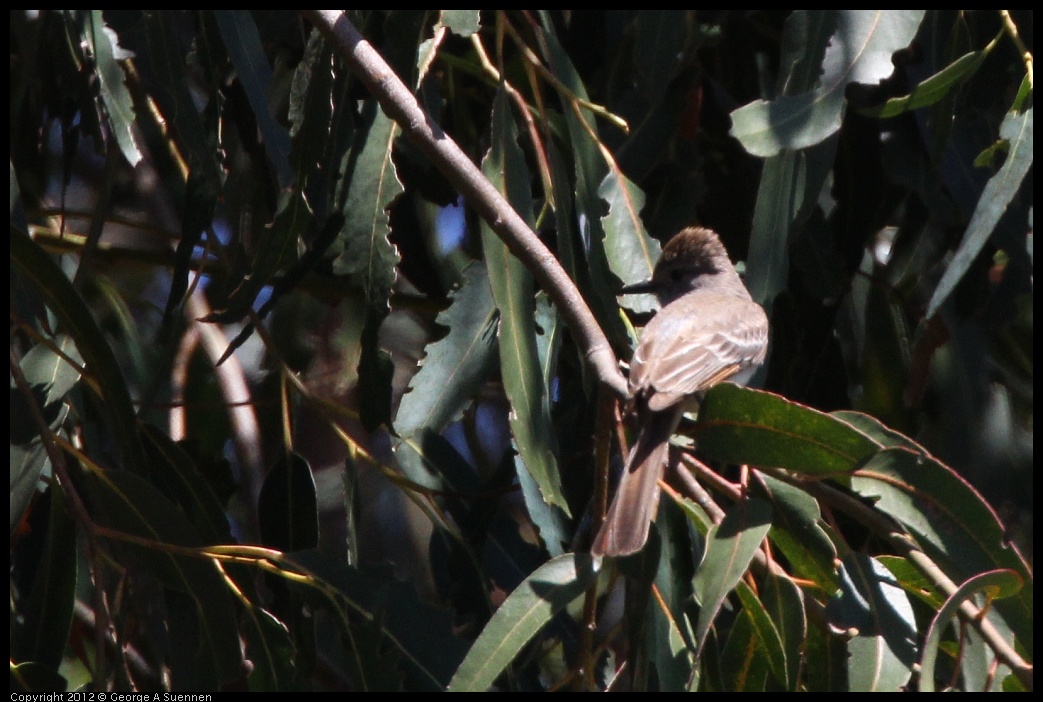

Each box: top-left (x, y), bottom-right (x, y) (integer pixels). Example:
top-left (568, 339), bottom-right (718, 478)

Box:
top-left (592, 226), bottom-right (769, 557)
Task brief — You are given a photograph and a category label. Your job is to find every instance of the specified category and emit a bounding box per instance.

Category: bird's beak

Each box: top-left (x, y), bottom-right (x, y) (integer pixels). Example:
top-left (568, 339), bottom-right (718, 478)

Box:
top-left (619, 278), bottom-right (656, 295)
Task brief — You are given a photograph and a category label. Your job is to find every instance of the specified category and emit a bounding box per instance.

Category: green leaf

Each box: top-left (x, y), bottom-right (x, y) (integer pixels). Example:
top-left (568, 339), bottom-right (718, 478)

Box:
top-left (747, 139), bottom-right (837, 312)
top-left (803, 611), bottom-right (849, 691)
top-left (214, 9), bottom-right (293, 188)
top-left (440, 10), bottom-right (481, 37)
top-left (394, 262), bottom-right (498, 440)
top-left (85, 11), bottom-right (142, 166)
top-left (691, 498), bottom-right (773, 655)
top-left (831, 409), bottom-right (924, 452)
top-left (289, 31), bottom-right (335, 189)
top-left (752, 473), bottom-right (839, 592)
top-left (480, 88), bottom-right (568, 515)
top-left (394, 427), bottom-right (478, 493)
top-left (734, 580), bottom-right (788, 688)
top-left (761, 572), bottom-right (806, 690)
top-left (744, 12), bottom-right (841, 311)
top-left (632, 11), bottom-right (687, 106)
top-left (10, 442), bottom-right (48, 539)
top-left (598, 170), bottom-right (660, 314)
top-left (860, 49), bottom-right (988, 118)
top-left (448, 553), bottom-right (597, 691)
top-left (919, 568), bottom-right (1023, 692)
top-left (717, 606), bottom-right (770, 691)
top-left (258, 451), bottom-right (320, 552)
top-left (11, 336), bottom-right (81, 536)
top-left (730, 11), bottom-right (925, 157)
top-left (695, 384), bottom-right (881, 475)
top-left (331, 101), bottom-right (403, 309)
top-left (539, 27), bottom-right (629, 347)
top-left (850, 447), bottom-right (1033, 654)
top-left (11, 229), bottom-right (147, 475)
top-left (877, 556), bottom-right (946, 609)
top-left (825, 554), bottom-right (916, 691)
top-left (927, 107), bottom-right (1033, 317)
top-left (648, 500), bottom-right (697, 690)
top-left (522, 292), bottom-right (572, 555)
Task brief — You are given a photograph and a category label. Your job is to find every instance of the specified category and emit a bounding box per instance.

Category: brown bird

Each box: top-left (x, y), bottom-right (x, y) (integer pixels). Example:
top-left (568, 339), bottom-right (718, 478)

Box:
top-left (592, 227), bottom-right (769, 557)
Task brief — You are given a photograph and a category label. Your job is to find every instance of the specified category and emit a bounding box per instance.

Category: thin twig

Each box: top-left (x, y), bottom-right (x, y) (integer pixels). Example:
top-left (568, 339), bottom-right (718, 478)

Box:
top-left (999, 10), bottom-right (1033, 91)
top-left (499, 14), bottom-right (629, 134)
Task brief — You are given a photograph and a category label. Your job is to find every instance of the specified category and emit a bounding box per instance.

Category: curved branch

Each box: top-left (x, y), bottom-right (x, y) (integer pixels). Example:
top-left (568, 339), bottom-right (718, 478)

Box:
top-left (302, 10), bottom-right (627, 399)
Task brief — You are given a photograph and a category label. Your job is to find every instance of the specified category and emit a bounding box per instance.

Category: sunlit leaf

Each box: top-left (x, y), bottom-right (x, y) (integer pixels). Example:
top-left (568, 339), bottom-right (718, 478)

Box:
top-left (860, 49), bottom-right (988, 119)
top-left (695, 384), bottom-right (881, 475)
top-left (331, 101), bottom-right (403, 308)
top-left (448, 554), bottom-right (597, 691)
top-left (599, 171), bottom-right (660, 314)
top-left (753, 473), bottom-right (838, 592)
top-left (731, 10), bottom-right (925, 156)
top-left (85, 11), bottom-right (142, 166)
top-left (825, 554), bottom-right (916, 691)
top-left (691, 498), bottom-right (773, 655)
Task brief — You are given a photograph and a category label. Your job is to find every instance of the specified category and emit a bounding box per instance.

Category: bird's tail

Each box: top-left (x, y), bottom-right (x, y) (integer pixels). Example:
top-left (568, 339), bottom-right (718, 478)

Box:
top-left (592, 408), bottom-right (681, 557)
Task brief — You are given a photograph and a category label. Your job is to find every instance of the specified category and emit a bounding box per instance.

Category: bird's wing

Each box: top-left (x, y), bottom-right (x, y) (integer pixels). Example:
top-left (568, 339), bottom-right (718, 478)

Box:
top-left (629, 293), bottom-right (768, 412)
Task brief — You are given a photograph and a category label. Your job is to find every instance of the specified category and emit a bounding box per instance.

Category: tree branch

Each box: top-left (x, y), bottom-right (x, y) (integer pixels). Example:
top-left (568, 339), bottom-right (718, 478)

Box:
top-left (302, 10), bottom-right (627, 399)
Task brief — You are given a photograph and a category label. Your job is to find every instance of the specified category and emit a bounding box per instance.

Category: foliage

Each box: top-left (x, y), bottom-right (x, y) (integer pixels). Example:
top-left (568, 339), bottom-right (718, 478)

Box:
top-left (10, 9), bottom-right (1032, 692)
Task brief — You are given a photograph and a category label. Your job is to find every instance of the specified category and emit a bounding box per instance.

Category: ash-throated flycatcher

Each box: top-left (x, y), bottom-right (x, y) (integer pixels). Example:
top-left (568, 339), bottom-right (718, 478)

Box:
top-left (592, 227), bottom-right (769, 557)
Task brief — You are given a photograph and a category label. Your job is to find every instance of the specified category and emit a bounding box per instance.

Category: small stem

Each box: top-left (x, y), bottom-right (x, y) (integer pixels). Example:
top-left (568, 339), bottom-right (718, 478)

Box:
top-left (499, 14), bottom-right (629, 133)
top-left (999, 10), bottom-right (1033, 91)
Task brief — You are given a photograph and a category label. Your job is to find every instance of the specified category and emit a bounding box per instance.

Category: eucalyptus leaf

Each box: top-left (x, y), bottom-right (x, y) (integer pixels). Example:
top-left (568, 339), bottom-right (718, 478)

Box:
top-left (480, 88), bottom-right (568, 515)
top-left (927, 107), bottom-right (1033, 317)
top-left (448, 554), bottom-right (597, 691)
top-left (731, 10), bottom-right (925, 157)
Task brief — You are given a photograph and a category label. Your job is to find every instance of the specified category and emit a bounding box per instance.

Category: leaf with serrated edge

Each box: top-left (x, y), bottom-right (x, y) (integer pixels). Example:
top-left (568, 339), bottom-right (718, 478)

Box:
top-left (86, 11), bottom-right (141, 166)
top-left (332, 103), bottom-right (403, 309)
top-left (394, 262), bottom-right (498, 439)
